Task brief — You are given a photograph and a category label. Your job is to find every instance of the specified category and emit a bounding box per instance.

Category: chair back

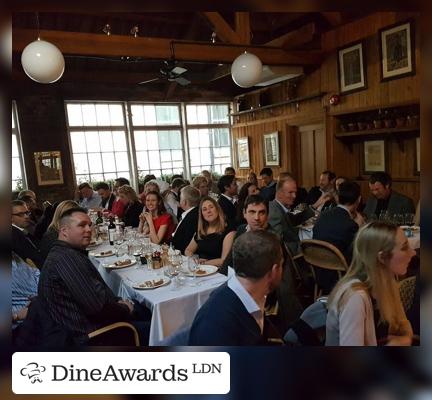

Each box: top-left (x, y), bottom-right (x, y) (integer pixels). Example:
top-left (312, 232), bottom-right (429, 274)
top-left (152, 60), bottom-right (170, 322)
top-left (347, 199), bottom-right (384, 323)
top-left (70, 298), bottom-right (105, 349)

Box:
top-left (300, 240), bottom-right (348, 272)
top-left (88, 322), bottom-right (140, 346)
top-left (399, 276), bottom-right (416, 312)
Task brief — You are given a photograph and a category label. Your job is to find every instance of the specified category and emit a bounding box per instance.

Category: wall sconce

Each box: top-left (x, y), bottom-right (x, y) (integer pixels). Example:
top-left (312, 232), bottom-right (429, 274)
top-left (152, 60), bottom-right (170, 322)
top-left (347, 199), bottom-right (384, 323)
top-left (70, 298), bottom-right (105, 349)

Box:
top-left (211, 32), bottom-right (217, 43)
top-left (130, 26), bottom-right (139, 38)
top-left (102, 24), bottom-right (111, 36)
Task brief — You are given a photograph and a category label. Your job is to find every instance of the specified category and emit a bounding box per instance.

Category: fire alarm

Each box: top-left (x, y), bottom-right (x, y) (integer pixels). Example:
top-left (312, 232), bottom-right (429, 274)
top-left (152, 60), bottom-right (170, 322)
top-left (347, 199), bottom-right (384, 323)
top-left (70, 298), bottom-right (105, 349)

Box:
top-left (329, 94), bottom-right (340, 106)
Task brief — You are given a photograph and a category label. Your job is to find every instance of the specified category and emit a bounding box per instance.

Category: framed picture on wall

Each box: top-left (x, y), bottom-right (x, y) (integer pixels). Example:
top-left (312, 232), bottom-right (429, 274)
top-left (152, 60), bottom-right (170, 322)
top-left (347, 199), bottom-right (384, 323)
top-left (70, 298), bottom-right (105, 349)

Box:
top-left (263, 132), bottom-right (279, 166)
top-left (34, 150), bottom-right (64, 186)
top-left (363, 140), bottom-right (386, 174)
top-left (415, 136), bottom-right (420, 174)
top-left (379, 20), bottom-right (415, 81)
top-left (236, 137), bottom-right (250, 169)
top-left (337, 41), bottom-right (367, 94)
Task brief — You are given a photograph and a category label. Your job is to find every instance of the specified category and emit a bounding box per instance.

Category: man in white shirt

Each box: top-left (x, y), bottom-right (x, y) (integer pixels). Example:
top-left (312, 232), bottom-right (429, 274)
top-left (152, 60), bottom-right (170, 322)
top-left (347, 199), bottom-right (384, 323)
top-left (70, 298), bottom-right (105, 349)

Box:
top-left (188, 230), bottom-right (284, 345)
top-left (75, 182), bottom-right (101, 210)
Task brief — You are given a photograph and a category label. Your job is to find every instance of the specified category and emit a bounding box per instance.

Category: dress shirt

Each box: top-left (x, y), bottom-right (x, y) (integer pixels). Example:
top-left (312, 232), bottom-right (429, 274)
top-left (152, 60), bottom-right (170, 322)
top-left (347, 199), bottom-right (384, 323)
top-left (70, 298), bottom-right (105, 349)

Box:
top-left (227, 274), bottom-right (265, 333)
top-left (221, 193), bottom-right (236, 204)
top-left (275, 199), bottom-right (290, 214)
top-left (79, 191), bottom-right (102, 210)
top-left (172, 206), bottom-right (196, 237)
top-left (337, 204), bottom-right (352, 216)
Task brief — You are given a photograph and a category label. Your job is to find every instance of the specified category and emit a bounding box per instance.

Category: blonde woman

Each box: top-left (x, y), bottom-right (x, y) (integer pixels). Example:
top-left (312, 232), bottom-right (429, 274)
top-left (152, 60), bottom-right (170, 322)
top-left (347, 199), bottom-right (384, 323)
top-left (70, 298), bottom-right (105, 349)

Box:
top-left (185, 196), bottom-right (235, 268)
top-left (39, 200), bottom-right (79, 262)
top-left (326, 221), bottom-right (416, 346)
top-left (192, 176), bottom-right (209, 198)
top-left (117, 185), bottom-right (143, 228)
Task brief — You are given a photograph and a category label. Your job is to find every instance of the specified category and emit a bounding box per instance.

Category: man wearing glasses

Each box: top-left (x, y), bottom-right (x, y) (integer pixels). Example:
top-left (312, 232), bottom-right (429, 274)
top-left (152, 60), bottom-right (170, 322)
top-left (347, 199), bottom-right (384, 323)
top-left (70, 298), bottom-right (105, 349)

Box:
top-left (12, 200), bottom-right (44, 268)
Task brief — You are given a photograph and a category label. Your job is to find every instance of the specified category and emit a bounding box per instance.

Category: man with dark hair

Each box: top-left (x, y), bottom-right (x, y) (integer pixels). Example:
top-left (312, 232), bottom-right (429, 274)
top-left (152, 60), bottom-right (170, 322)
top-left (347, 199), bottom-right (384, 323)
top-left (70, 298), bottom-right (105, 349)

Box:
top-left (164, 177), bottom-right (186, 220)
top-left (364, 172), bottom-right (415, 218)
top-left (171, 185), bottom-right (200, 254)
top-left (217, 174), bottom-right (238, 225)
top-left (259, 167), bottom-right (277, 201)
top-left (224, 166), bottom-right (236, 176)
top-left (188, 230), bottom-right (283, 345)
top-left (114, 177), bottom-right (130, 189)
top-left (94, 182), bottom-right (115, 211)
top-left (12, 200), bottom-right (44, 268)
top-left (32, 207), bottom-right (149, 345)
top-left (305, 170), bottom-right (336, 211)
top-left (75, 182), bottom-right (101, 210)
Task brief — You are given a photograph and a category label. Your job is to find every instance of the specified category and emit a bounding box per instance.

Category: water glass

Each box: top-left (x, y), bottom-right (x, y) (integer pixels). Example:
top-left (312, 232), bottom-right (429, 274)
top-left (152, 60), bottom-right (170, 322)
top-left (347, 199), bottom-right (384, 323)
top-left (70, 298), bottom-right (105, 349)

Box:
top-left (187, 254), bottom-right (200, 286)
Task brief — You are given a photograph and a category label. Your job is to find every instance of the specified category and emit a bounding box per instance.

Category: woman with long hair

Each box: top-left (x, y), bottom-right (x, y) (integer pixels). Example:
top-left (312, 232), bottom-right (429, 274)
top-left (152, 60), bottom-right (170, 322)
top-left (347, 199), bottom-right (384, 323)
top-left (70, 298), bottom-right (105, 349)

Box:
top-left (236, 182), bottom-right (260, 225)
top-left (192, 176), bottom-right (209, 198)
top-left (117, 185), bottom-right (143, 228)
top-left (326, 221), bottom-right (416, 346)
top-left (39, 200), bottom-right (79, 262)
top-left (185, 196), bottom-right (235, 268)
top-left (138, 191), bottom-right (175, 244)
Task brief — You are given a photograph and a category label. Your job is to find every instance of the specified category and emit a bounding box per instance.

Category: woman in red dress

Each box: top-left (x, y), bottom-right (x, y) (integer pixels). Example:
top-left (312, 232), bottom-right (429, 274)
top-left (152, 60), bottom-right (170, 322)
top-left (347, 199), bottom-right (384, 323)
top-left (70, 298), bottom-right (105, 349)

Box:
top-left (138, 191), bottom-right (176, 244)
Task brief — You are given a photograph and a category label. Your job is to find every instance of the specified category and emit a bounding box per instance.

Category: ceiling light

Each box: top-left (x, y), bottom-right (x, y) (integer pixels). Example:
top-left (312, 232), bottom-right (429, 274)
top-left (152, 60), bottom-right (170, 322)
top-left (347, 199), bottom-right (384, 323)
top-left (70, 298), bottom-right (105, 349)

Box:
top-left (102, 24), bottom-right (111, 36)
top-left (130, 26), bottom-right (139, 38)
top-left (231, 51), bottom-right (262, 88)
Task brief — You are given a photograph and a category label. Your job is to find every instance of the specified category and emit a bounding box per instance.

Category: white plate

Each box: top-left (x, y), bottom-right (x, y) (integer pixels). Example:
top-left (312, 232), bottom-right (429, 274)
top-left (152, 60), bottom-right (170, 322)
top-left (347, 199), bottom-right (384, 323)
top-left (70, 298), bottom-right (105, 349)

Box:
top-left (91, 250), bottom-right (115, 257)
top-left (86, 239), bottom-right (103, 249)
top-left (132, 277), bottom-right (171, 290)
top-left (104, 259), bottom-right (136, 269)
top-left (182, 264), bottom-right (218, 277)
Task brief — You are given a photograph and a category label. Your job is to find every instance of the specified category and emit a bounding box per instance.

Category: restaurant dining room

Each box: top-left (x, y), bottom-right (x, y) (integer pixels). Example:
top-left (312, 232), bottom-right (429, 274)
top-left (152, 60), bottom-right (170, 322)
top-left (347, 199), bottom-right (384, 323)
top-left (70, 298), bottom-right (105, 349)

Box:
top-left (11, 11), bottom-right (421, 349)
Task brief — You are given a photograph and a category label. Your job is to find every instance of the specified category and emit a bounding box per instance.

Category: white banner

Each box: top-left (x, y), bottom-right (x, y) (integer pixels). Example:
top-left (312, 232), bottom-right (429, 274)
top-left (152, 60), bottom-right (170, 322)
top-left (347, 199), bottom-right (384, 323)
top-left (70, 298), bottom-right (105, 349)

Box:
top-left (12, 352), bottom-right (230, 394)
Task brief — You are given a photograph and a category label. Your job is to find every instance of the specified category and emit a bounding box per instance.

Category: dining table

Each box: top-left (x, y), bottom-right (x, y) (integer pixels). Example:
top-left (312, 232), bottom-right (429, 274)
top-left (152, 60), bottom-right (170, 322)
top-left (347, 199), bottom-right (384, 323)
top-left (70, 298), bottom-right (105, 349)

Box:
top-left (89, 243), bottom-right (228, 346)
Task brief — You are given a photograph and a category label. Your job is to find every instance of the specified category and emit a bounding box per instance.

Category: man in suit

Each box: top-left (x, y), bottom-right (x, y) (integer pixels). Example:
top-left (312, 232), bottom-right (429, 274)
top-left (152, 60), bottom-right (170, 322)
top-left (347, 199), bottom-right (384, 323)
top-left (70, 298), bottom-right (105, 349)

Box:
top-left (313, 181), bottom-right (365, 294)
top-left (259, 167), bottom-right (277, 201)
top-left (188, 230), bottom-right (283, 345)
top-left (217, 174), bottom-right (238, 226)
top-left (94, 182), bottom-right (116, 211)
top-left (268, 175), bottom-right (314, 255)
top-left (305, 170), bottom-right (336, 211)
top-left (171, 185), bottom-right (200, 254)
top-left (364, 172), bottom-right (415, 219)
top-left (11, 200), bottom-right (44, 268)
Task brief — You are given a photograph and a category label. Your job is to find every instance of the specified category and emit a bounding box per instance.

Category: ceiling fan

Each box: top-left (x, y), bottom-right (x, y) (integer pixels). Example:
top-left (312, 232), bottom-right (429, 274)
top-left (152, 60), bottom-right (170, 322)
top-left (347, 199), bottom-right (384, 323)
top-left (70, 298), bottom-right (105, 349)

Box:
top-left (138, 59), bottom-right (192, 86)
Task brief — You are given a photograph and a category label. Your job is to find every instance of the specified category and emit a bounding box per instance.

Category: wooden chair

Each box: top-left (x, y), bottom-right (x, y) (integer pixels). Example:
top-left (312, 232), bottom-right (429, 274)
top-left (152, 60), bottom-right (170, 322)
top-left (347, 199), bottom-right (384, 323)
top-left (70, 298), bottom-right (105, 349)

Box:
top-left (88, 322), bottom-right (140, 346)
top-left (399, 276), bottom-right (416, 312)
top-left (300, 239), bottom-right (348, 300)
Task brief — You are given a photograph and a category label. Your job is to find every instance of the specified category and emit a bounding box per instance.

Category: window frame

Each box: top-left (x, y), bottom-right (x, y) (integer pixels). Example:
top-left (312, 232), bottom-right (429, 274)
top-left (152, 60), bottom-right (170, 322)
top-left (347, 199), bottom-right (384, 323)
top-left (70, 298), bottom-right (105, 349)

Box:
top-left (12, 100), bottom-right (27, 191)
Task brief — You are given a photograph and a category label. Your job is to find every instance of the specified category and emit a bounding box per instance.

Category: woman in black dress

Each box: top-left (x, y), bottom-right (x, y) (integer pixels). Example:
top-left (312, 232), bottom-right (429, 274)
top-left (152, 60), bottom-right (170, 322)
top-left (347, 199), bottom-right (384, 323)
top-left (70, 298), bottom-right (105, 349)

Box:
top-left (117, 185), bottom-right (143, 228)
top-left (185, 196), bottom-right (235, 268)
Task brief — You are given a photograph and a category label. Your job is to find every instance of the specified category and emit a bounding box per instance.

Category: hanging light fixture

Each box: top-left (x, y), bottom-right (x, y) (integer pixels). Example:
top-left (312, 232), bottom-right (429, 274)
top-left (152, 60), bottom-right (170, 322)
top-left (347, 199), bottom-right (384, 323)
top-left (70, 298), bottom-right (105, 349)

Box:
top-left (231, 51), bottom-right (262, 88)
top-left (130, 26), bottom-right (139, 38)
top-left (20, 13), bottom-right (65, 84)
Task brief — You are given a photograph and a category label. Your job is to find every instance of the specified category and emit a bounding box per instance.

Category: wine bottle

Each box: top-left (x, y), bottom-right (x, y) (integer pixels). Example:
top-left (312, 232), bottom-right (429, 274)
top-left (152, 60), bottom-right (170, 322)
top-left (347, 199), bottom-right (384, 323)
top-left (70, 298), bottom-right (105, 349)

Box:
top-left (95, 211), bottom-right (103, 225)
top-left (108, 217), bottom-right (116, 245)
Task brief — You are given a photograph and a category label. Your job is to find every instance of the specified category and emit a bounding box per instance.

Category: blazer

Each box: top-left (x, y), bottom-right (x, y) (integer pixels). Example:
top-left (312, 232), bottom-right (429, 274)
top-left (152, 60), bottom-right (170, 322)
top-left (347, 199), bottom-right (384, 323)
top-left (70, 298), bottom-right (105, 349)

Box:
top-left (313, 206), bottom-right (359, 264)
top-left (12, 225), bottom-right (44, 269)
top-left (170, 207), bottom-right (199, 254)
top-left (268, 200), bottom-right (313, 255)
top-left (122, 201), bottom-right (143, 228)
top-left (363, 190), bottom-right (415, 218)
top-left (260, 181), bottom-right (277, 201)
top-left (306, 186), bottom-right (335, 209)
top-left (218, 195), bottom-right (237, 225)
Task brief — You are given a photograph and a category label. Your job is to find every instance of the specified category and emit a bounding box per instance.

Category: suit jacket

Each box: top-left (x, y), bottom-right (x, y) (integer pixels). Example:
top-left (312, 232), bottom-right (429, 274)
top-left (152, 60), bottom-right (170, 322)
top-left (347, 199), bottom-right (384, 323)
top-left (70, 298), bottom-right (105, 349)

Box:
top-left (12, 225), bottom-right (44, 269)
top-left (363, 190), bottom-right (415, 218)
top-left (218, 195), bottom-right (237, 225)
top-left (306, 186), bottom-right (335, 209)
top-left (260, 181), bottom-right (277, 201)
top-left (188, 284), bottom-right (268, 346)
top-left (171, 207), bottom-right (199, 254)
top-left (313, 206), bottom-right (358, 264)
top-left (100, 192), bottom-right (116, 211)
top-left (268, 200), bottom-right (313, 255)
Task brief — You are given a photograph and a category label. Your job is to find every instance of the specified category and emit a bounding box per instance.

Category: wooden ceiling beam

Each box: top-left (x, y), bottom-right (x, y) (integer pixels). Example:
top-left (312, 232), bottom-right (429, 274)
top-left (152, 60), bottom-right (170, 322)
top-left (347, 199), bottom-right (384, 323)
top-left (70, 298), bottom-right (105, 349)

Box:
top-left (13, 29), bottom-right (322, 65)
top-left (235, 12), bottom-right (250, 45)
top-left (202, 12), bottom-right (240, 44)
top-left (321, 12), bottom-right (343, 27)
top-left (265, 22), bottom-right (316, 50)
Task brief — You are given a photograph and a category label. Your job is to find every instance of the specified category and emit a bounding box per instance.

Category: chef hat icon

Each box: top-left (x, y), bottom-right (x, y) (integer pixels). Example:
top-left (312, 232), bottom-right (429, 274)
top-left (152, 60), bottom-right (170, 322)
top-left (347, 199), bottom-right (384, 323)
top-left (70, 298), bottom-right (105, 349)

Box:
top-left (20, 362), bottom-right (46, 383)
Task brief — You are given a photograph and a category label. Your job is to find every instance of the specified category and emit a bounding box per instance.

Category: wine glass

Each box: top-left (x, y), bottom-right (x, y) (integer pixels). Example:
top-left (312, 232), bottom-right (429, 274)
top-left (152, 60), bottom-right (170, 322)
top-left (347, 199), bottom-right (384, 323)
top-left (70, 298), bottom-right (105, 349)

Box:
top-left (187, 254), bottom-right (200, 286)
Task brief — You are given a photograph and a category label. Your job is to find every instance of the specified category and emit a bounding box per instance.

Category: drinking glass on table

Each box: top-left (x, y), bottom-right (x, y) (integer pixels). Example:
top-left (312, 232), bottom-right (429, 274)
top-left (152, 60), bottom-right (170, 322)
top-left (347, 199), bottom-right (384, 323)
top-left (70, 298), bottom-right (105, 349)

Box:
top-left (113, 232), bottom-right (124, 256)
top-left (187, 254), bottom-right (200, 286)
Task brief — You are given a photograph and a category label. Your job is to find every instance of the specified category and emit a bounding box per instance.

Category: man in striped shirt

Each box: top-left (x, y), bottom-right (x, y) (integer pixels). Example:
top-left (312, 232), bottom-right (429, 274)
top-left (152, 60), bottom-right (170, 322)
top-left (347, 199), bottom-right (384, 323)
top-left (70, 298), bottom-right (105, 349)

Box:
top-left (38, 207), bottom-right (145, 344)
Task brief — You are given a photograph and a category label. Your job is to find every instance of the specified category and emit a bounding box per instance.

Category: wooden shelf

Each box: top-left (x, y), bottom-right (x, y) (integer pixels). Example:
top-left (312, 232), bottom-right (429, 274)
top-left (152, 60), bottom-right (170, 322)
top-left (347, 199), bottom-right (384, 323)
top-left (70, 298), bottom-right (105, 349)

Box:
top-left (335, 125), bottom-right (419, 139)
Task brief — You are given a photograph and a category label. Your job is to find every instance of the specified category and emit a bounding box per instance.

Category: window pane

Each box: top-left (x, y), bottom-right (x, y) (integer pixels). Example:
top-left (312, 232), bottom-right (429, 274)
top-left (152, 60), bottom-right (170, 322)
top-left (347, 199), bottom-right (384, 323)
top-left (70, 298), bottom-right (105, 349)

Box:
top-left (73, 154), bottom-right (89, 174)
top-left (199, 129), bottom-right (210, 147)
top-left (109, 104), bottom-right (124, 126)
top-left (188, 130), bottom-right (199, 148)
top-left (99, 131), bottom-right (114, 152)
top-left (155, 105), bottom-right (180, 125)
top-left (12, 134), bottom-right (19, 157)
top-left (104, 172), bottom-right (117, 181)
top-left (186, 105), bottom-right (197, 125)
top-left (95, 104), bottom-right (110, 126)
top-left (200, 148), bottom-right (211, 162)
top-left (131, 105), bottom-right (145, 126)
top-left (169, 130), bottom-right (182, 149)
top-left (85, 131), bottom-right (101, 152)
top-left (197, 105), bottom-right (209, 124)
top-left (160, 150), bottom-right (171, 162)
top-left (148, 151), bottom-right (161, 169)
top-left (143, 105), bottom-right (156, 125)
top-left (134, 131), bottom-right (147, 151)
top-left (70, 131), bottom-right (87, 153)
top-left (76, 174), bottom-right (90, 184)
top-left (146, 131), bottom-right (158, 150)
top-left (112, 132), bottom-right (127, 151)
top-left (102, 152), bottom-right (116, 172)
top-left (209, 104), bottom-right (229, 123)
top-left (90, 173), bottom-right (104, 183)
top-left (115, 152), bottom-right (129, 171)
top-left (82, 104), bottom-right (97, 126)
top-left (136, 151), bottom-right (149, 170)
top-left (171, 150), bottom-right (183, 161)
top-left (158, 131), bottom-right (171, 150)
top-left (66, 104), bottom-right (83, 126)
top-left (12, 158), bottom-right (21, 180)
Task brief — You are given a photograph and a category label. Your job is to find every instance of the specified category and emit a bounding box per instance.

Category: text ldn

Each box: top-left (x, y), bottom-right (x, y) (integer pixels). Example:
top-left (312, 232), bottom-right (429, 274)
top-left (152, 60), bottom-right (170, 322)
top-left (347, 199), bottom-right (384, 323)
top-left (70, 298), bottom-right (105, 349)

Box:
top-left (52, 365), bottom-right (188, 382)
top-left (192, 363), bottom-right (222, 374)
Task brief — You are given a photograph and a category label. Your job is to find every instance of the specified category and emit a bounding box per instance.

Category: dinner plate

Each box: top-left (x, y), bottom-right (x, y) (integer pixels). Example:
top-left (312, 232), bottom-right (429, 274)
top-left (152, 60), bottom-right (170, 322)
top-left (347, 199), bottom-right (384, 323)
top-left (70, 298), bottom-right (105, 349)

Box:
top-left (182, 264), bottom-right (218, 277)
top-left (91, 250), bottom-right (115, 257)
top-left (104, 259), bottom-right (136, 269)
top-left (86, 239), bottom-right (103, 249)
top-left (132, 277), bottom-right (171, 290)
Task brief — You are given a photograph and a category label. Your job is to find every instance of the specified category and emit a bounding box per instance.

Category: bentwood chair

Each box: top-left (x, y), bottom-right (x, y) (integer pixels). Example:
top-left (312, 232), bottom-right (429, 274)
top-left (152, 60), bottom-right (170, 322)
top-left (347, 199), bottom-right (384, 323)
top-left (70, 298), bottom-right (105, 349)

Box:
top-left (300, 239), bottom-right (348, 301)
top-left (399, 275), bottom-right (416, 312)
top-left (88, 322), bottom-right (140, 346)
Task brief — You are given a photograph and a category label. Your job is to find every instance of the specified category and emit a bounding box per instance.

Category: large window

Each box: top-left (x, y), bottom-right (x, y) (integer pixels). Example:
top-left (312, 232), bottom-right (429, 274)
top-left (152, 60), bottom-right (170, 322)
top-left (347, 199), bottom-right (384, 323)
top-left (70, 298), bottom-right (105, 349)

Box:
top-left (66, 102), bottom-right (131, 183)
top-left (186, 104), bottom-right (231, 175)
top-left (130, 104), bottom-right (184, 180)
top-left (12, 102), bottom-right (26, 191)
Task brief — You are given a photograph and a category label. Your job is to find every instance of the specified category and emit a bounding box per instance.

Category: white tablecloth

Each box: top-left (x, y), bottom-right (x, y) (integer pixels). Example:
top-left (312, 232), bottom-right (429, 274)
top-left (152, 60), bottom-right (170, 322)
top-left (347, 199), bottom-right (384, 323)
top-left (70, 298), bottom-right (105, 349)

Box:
top-left (90, 245), bottom-right (227, 345)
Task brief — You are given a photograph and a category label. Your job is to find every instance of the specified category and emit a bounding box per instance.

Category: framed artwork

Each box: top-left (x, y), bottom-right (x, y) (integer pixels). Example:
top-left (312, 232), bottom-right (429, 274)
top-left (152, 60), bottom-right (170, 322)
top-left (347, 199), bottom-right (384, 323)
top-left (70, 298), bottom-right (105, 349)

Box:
top-left (379, 20), bottom-right (415, 81)
top-left (263, 132), bottom-right (279, 166)
top-left (34, 150), bottom-right (64, 185)
top-left (415, 136), bottom-right (420, 174)
top-left (363, 140), bottom-right (386, 174)
top-left (337, 41), bottom-right (367, 94)
top-left (236, 137), bottom-right (250, 169)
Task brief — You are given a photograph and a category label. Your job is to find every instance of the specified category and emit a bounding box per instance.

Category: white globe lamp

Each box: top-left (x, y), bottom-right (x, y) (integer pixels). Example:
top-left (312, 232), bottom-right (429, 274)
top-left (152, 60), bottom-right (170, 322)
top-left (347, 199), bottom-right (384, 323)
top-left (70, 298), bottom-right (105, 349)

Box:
top-left (21, 39), bottom-right (65, 83)
top-left (231, 51), bottom-right (262, 88)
